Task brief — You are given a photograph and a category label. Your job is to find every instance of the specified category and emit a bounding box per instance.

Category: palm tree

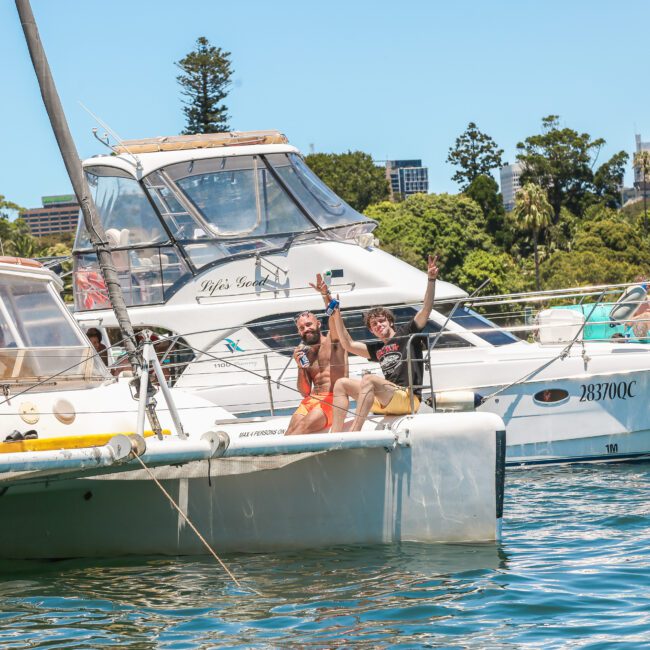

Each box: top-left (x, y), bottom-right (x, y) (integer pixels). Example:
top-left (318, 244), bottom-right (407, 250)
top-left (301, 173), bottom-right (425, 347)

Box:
top-left (8, 232), bottom-right (39, 259)
top-left (634, 151), bottom-right (650, 233)
top-left (514, 182), bottom-right (553, 291)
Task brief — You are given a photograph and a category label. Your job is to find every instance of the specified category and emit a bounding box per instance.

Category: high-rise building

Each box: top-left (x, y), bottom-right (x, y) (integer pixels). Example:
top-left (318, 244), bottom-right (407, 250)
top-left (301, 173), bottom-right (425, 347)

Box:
top-left (499, 162), bottom-right (523, 212)
top-left (385, 160), bottom-right (428, 198)
top-left (634, 135), bottom-right (650, 198)
top-left (22, 195), bottom-right (79, 237)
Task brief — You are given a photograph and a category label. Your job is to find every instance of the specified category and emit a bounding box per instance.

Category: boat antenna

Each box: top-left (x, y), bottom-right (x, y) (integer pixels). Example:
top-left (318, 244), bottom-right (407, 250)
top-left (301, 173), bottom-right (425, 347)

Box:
top-left (15, 0), bottom-right (140, 374)
top-left (79, 102), bottom-right (143, 173)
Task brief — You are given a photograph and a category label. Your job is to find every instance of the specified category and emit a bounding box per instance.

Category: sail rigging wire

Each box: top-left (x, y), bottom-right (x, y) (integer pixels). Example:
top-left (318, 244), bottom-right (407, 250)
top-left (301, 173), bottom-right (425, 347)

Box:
top-left (480, 291), bottom-right (609, 404)
top-left (170, 338), bottom-right (362, 420)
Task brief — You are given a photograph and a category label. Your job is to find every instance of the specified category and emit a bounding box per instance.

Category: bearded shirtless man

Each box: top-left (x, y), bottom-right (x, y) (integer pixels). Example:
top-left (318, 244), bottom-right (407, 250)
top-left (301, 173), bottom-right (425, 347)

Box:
top-left (284, 275), bottom-right (348, 435)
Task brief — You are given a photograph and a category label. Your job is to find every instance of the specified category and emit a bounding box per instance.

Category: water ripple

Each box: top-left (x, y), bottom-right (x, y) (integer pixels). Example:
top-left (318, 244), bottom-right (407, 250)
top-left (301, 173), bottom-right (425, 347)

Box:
top-left (0, 463), bottom-right (649, 647)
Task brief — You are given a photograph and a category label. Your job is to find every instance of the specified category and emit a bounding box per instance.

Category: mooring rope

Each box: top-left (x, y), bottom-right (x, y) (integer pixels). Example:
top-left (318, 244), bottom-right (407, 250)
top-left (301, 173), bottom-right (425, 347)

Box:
top-left (132, 454), bottom-right (260, 596)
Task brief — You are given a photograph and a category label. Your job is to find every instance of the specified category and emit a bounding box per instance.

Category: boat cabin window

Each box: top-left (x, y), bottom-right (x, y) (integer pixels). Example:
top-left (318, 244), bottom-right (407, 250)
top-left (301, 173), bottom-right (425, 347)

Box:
top-left (163, 156), bottom-right (313, 238)
top-left (436, 305), bottom-right (519, 346)
top-left (73, 151), bottom-right (376, 308)
top-left (74, 247), bottom-right (192, 311)
top-left (0, 276), bottom-right (108, 385)
top-left (100, 326), bottom-right (195, 385)
top-left (1, 278), bottom-right (83, 348)
top-left (247, 306), bottom-right (471, 356)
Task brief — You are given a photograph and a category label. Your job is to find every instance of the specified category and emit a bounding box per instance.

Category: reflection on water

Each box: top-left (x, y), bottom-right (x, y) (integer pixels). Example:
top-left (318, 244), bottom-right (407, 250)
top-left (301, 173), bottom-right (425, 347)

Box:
top-left (0, 463), bottom-right (649, 647)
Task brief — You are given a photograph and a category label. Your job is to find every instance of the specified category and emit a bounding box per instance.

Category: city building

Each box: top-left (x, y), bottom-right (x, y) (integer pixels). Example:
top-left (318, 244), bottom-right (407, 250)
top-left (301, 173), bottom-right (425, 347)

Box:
top-left (384, 160), bottom-right (428, 199)
top-left (634, 134), bottom-right (650, 200)
top-left (22, 195), bottom-right (80, 237)
top-left (499, 162), bottom-right (523, 212)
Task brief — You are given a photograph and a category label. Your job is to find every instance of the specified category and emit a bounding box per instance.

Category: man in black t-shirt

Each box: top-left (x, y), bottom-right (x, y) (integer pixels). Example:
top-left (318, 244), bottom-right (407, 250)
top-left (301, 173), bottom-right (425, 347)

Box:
top-left (330, 254), bottom-right (439, 432)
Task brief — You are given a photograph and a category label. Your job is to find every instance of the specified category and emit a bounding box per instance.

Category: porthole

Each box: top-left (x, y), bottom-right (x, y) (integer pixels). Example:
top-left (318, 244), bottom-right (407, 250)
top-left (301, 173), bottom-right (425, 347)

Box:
top-left (533, 388), bottom-right (569, 405)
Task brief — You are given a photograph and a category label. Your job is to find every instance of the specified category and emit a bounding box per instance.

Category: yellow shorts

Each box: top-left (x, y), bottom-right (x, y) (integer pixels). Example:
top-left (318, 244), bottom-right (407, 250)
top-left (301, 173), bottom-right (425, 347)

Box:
top-left (371, 387), bottom-right (420, 415)
top-left (294, 392), bottom-right (334, 428)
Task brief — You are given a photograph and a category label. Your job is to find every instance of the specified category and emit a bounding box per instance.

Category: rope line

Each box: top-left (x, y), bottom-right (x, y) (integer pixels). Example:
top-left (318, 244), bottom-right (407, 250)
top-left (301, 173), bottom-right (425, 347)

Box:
top-left (132, 454), bottom-right (260, 596)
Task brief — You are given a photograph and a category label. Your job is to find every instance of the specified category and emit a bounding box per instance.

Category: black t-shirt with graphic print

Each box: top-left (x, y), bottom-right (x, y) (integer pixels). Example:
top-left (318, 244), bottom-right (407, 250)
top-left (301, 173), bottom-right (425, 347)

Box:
top-left (366, 318), bottom-right (425, 396)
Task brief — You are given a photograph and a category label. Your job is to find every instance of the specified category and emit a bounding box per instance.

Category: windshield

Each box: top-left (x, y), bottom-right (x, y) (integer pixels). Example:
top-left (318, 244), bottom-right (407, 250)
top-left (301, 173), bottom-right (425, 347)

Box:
top-left (74, 152), bottom-right (376, 287)
top-left (270, 153), bottom-right (368, 229)
top-left (0, 275), bottom-right (109, 385)
top-left (163, 155), bottom-right (314, 238)
top-left (75, 166), bottom-right (168, 249)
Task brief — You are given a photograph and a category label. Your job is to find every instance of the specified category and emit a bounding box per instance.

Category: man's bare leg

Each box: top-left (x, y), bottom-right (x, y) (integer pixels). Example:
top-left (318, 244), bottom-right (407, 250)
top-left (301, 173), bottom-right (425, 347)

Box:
top-left (285, 407), bottom-right (328, 435)
top-left (331, 377), bottom-right (361, 432)
top-left (351, 374), bottom-right (397, 432)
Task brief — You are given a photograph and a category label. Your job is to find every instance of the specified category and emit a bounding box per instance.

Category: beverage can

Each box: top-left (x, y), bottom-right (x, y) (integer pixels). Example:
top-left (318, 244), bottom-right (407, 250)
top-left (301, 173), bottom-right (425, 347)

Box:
top-left (325, 298), bottom-right (340, 316)
top-left (299, 346), bottom-right (310, 368)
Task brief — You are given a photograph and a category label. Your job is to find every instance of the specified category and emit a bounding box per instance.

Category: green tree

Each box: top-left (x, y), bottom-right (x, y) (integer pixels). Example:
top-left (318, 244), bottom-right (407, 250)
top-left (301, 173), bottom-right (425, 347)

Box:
top-left (513, 183), bottom-right (553, 291)
top-left (457, 249), bottom-right (526, 296)
top-left (516, 115), bottom-right (605, 220)
top-left (7, 219), bottom-right (42, 258)
top-left (594, 151), bottom-right (629, 209)
top-left (305, 151), bottom-right (389, 212)
top-left (176, 36), bottom-right (233, 134)
top-left (541, 250), bottom-right (637, 289)
top-left (633, 150), bottom-right (650, 233)
top-left (366, 193), bottom-right (493, 285)
top-left (541, 205), bottom-right (649, 289)
top-left (42, 242), bottom-right (73, 301)
top-left (464, 174), bottom-right (507, 242)
top-left (447, 122), bottom-right (504, 190)
top-left (0, 195), bottom-right (26, 256)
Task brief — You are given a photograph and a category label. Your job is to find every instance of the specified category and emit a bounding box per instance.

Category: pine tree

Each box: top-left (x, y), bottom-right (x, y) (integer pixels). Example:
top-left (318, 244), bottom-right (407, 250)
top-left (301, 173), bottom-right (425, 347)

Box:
top-left (176, 37), bottom-right (233, 134)
top-left (447, 122), bottom-right (504, 190)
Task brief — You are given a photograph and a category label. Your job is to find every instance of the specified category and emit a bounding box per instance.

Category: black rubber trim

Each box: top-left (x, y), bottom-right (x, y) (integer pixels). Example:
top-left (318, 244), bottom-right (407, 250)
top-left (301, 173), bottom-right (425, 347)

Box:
top-left (495, 429), bottom-right (506, 520)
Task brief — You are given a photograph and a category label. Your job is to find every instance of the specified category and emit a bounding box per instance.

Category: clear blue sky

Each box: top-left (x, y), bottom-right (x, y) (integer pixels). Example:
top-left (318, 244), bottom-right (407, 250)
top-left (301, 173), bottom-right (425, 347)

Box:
top-left (1, 0), bottom-right (649, 211)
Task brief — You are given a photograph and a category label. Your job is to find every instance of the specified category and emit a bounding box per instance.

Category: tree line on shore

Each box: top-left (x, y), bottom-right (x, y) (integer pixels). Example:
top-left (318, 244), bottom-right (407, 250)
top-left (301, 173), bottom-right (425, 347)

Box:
top-left (307, 117), bottom-right (650, 294)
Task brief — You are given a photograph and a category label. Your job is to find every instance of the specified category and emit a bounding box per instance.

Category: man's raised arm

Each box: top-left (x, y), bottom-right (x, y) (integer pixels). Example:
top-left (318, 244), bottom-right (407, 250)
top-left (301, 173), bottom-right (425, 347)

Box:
top-left (414, 254), bottom-right (439, 329)
top-left (331, 304), bottom-right (371, 359)
top-left (310, 273), bottom-right (340, 342)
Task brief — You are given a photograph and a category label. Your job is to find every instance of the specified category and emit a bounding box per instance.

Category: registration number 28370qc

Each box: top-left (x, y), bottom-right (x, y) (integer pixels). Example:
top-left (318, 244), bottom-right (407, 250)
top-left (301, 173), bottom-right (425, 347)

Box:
top-left (579, 381), bottom-right (637, 402)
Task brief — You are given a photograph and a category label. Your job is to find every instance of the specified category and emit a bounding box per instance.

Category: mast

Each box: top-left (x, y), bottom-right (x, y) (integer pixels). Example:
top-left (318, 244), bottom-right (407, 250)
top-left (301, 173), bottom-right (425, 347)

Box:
top-left (15, 0), bottom-right (140, 372)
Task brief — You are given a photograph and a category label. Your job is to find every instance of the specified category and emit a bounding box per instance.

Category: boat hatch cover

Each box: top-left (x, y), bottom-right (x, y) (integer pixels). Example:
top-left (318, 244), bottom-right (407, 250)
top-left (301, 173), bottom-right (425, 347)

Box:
top-left (113, 130), bottom-right (288, 154)
top-left (0, 257), bottom-right (42, 268)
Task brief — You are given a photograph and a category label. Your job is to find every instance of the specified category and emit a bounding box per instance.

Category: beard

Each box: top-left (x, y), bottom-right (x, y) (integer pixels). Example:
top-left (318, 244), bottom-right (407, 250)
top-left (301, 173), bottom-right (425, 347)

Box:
top-left (301, 330), bottom-right (320, 345)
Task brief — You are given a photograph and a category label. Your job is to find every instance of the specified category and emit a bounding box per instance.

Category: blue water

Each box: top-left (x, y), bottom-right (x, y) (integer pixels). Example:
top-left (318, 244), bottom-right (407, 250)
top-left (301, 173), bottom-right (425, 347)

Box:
top-left (1, 463), bottom-right (649, 648)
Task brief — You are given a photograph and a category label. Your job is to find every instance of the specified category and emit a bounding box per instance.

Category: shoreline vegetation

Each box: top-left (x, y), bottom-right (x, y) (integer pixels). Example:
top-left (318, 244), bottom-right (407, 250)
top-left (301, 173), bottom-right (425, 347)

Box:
top-left (307, 116), bottom-right (648, 295)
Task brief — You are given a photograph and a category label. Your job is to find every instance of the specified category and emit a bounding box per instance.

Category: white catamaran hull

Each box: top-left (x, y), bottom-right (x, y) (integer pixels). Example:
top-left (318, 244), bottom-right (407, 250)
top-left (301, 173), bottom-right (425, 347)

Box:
top-left (482, 369), bottom-right (650, 466)
top-left (0, 413), bottom-right (505, 558)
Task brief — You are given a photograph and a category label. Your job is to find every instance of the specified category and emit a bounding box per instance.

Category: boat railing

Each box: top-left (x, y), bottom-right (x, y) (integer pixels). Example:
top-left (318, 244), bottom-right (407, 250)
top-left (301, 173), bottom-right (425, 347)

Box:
top-left (95, 278), bottom-right (650, 415)
top-left (433, 281), bottom-right (641, 308)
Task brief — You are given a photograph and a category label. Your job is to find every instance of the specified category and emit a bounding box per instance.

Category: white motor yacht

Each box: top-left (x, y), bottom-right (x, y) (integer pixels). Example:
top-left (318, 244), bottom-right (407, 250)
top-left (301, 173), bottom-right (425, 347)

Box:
top-left (71, 131), bottom-right (650, 466)
top-left (0, 255), bottom-right (504, 558)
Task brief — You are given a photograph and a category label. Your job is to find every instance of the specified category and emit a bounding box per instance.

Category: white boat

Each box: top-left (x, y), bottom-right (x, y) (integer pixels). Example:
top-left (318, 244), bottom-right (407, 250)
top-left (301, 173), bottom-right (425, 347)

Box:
top-left (68, 131), bottom-right (650, 467)
top-left (67, 132), bottom-right (650, 465)
top-left (0, 256), bottom-right (505, 558)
